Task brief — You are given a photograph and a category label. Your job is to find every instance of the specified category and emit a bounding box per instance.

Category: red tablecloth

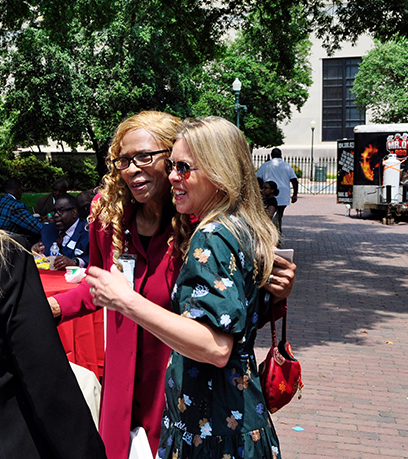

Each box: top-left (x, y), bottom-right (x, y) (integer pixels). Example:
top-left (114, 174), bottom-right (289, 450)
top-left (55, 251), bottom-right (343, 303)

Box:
top-left (39, 270), bottom-right (105, 380)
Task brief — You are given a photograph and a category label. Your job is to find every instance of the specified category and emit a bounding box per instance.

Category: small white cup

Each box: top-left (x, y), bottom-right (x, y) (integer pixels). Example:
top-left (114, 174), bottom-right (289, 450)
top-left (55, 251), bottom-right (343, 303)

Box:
top-left (49, 256), bottom-right (56, 270)
top-left (66, 266), bottom-right (81, 276)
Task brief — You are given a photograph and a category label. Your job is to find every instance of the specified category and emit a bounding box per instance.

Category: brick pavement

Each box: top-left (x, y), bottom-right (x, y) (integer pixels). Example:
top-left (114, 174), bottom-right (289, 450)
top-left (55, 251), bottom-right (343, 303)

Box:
top-left (254, 195), bottom-right (408, 459)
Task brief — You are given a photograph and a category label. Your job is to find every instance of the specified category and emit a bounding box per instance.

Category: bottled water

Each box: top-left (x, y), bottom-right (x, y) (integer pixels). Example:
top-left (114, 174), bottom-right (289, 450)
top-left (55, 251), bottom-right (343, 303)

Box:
top-left (49, 242), bottom-right (60, 270)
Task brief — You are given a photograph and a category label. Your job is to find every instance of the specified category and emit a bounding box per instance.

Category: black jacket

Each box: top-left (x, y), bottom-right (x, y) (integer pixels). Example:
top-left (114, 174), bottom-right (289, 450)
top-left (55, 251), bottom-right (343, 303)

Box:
top-left (0, 235), bottom-right (107, 458)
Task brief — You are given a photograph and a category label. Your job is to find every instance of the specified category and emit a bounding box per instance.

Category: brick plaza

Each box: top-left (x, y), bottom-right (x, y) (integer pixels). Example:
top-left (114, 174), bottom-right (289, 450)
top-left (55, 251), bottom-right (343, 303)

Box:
top-left (255, 195), bottom-right (408, 459)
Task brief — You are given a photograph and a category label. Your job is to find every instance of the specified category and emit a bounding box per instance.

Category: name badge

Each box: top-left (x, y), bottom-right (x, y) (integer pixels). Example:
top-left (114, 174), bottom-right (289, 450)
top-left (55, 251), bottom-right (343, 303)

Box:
top-left (117, 254), bottom-right (137, 289)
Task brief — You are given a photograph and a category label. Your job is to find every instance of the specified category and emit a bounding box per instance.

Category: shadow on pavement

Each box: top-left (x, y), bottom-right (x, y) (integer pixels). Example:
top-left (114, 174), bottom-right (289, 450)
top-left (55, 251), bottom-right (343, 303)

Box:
top-left (278, 201), bottom-right (408, 351)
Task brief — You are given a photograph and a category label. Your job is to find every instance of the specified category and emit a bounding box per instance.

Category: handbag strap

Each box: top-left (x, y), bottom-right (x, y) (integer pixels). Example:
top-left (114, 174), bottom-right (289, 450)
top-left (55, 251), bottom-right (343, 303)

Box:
top-left (269, 302), bottom-right (287, 347)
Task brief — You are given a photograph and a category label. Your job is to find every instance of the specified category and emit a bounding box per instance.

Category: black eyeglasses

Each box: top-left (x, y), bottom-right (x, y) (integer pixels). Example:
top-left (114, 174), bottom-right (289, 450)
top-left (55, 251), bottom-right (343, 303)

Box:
top-left (52, 206), bottom-right (76, 216)
top-left (112, 149), bottom-right (169, 171)
top-left (165, 159), bottom-right (199, 179)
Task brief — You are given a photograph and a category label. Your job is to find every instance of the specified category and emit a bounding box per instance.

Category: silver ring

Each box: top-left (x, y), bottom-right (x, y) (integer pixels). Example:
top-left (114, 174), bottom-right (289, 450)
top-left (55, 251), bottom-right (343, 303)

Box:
top-left (267, 274), bottom-right (274, 284)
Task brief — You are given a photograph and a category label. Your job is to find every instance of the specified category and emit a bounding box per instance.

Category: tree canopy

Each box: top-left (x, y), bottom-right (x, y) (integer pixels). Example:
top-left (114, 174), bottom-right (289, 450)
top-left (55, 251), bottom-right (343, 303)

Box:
top-left (311, 0), bottom-right (408, 54)
top-left (0, 0), bottom-right (312, 151)
top-left (352, 36), bottom-right (408, 124)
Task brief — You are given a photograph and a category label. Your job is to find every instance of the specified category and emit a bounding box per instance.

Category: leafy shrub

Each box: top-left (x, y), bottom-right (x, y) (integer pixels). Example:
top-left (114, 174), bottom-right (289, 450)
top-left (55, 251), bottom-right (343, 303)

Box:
top-left (0, 159), bottom-right (14, 191)
top-left (1, 155), bottom-right (64, 192)
top-left (51, 156), bottom-right (99, 191)
top-left (291, 164), bottom-right (303, 178)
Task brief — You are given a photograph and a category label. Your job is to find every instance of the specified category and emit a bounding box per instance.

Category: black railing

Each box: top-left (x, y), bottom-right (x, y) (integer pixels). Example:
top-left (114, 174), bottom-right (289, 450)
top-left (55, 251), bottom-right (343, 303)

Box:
top-left (253, 154), bottom-right (337, 195)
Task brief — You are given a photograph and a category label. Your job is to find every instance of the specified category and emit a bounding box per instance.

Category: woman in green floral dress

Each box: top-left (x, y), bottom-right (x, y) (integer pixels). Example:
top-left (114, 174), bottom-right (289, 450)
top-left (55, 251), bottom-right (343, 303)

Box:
top-left (159, 218), bottom-right (281, 459)
top-left (87, 116), bottom-right (283, 459)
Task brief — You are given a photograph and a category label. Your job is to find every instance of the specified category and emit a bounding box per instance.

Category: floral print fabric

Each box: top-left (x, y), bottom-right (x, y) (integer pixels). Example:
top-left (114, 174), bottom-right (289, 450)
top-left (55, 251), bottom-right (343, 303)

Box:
top-left (157, 221), bottom-right (281, 459)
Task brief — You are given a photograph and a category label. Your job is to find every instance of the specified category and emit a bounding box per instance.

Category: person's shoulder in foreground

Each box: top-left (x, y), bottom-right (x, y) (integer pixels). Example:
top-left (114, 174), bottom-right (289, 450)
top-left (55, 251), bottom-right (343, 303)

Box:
top-left (0, 231), bottom-right (107, 459)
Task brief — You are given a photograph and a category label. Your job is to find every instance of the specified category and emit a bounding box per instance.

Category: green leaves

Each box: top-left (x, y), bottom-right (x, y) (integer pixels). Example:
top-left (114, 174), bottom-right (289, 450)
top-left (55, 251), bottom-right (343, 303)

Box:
top-left (190, 12), bottom-right (312, 147)
top-left (352, 36), bottom-right (408, 124)
top-left (0, 0), bottom-right (312, 151)
top-left (311, 0), bottom-right (408, 54)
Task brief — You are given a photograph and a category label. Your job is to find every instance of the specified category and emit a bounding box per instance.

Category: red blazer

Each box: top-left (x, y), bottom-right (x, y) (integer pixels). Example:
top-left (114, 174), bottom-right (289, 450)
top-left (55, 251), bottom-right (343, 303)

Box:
top-left (55, 201), bottom-right (182, 459)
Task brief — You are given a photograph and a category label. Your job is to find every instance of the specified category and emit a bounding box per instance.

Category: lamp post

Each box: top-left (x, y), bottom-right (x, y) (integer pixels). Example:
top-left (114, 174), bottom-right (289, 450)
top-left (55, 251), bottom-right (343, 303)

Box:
top-left (232, 78), bottom-right (247, 129)
top-left (310, 120), bottom-right (316, 181)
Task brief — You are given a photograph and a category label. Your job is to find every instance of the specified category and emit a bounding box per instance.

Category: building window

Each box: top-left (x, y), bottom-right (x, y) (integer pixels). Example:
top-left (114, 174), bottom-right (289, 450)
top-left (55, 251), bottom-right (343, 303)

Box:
top-left (322, 57), bottom-right (365, 141)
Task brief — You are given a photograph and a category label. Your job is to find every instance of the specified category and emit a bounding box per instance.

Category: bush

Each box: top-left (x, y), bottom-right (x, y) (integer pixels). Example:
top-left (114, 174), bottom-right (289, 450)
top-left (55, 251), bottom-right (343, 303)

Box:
top-left (0, 153), bottom-right (99, 192)
top-left (0, 159), bottom-right (14, 191)
top-left (291, 164), bottom-right (303, 178)
top-left (51, 156), bottom-right (99, 191)
top-left (1, 155), bottom-right (64, 192)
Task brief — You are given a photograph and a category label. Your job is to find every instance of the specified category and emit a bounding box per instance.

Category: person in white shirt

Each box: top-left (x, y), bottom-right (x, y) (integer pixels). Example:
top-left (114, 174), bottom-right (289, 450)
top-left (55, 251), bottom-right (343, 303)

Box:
top-left (256, 147), bottom-right (298, 234)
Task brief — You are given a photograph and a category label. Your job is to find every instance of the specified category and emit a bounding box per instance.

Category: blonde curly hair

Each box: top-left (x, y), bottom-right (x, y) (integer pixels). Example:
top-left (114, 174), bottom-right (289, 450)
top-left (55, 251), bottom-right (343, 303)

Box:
top-left (91, 111), bottom-right (181, 265)
top-left (171, 116), bottom-right (279, 287)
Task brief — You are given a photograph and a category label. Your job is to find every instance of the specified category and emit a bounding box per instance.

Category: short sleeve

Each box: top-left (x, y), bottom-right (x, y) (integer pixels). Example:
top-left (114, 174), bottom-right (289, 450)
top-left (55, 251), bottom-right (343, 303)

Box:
top-left (172, 222), bottom-right (254, 336)
top-left (288, 165), bottom-right (297, 180)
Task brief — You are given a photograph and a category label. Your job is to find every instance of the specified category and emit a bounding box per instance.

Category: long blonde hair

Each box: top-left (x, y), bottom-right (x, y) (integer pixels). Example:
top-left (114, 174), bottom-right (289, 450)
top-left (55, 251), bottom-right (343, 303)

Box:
top-left (0, 231), bottom-right (32, 295)
top-left (171, 116), bottom-right (279, 286)
top-left (91, 111), bottom-right (181, 265)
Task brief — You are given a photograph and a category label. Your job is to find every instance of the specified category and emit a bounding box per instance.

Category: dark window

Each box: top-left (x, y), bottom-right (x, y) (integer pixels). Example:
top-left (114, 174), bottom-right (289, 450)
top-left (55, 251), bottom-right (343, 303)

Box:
top-left (322, 58), bottom-right (365, 141)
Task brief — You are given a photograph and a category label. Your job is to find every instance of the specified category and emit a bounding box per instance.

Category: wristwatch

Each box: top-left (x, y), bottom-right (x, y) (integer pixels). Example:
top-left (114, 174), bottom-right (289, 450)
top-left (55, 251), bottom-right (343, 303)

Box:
top-left (73, 258), bottom-right (80, 266)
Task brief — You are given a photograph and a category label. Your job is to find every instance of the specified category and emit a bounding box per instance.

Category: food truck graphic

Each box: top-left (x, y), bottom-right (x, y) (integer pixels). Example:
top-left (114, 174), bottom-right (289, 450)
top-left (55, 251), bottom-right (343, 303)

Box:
top-left (337, 124), bottom-right (408, 215)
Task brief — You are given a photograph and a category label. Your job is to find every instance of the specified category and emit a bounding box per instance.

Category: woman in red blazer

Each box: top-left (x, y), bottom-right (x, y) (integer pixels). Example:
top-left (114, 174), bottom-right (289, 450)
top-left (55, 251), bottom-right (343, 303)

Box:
top-left (49, 111), bottom-right (296, 459)
top-left (0, 231), bottom-right (107, 459)
top-left (50, 111), bottom-right (183, 459)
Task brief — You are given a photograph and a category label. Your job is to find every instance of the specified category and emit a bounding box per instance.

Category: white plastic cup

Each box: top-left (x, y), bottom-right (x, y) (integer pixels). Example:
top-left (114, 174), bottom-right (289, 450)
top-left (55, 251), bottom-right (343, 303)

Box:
top-left (49, 256), bottom-right (56, 270)
top-left (66, 266), bottom-right (81, 276)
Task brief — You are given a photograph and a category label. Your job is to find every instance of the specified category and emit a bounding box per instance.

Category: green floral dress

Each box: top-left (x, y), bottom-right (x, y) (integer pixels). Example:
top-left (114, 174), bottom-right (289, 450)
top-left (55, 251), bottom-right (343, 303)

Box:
top-left (157, 220), bottom-right (281, 459)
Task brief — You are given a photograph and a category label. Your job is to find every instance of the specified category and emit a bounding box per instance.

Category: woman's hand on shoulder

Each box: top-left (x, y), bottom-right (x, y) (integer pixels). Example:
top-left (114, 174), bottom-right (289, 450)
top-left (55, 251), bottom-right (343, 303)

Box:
top-left (265, 254), bottom-right (296, 303)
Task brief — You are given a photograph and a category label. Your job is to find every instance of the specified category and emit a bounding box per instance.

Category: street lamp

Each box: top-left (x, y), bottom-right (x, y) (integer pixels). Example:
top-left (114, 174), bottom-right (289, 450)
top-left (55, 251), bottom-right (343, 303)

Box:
top-left (232, 78), bottom-right (247, 129)
top-left (310, 120), bottom-right (316, 181)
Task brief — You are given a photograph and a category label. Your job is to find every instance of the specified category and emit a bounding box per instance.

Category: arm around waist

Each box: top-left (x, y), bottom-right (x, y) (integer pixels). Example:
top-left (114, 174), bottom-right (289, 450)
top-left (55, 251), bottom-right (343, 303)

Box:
top-left (52, 281), bottom-right (98, 322)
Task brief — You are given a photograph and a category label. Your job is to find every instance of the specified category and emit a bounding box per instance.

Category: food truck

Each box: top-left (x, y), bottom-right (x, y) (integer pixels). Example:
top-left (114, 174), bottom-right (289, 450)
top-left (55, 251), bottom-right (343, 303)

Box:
top-left (337, 124), bottom-right (408, 216)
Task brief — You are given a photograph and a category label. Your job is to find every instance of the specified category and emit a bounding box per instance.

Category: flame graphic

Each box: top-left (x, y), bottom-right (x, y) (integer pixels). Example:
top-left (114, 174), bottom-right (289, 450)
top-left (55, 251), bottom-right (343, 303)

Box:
top-left (341, 172), bottom-right (354, 185)
top-left (361, 145), bottom-right (379, 181)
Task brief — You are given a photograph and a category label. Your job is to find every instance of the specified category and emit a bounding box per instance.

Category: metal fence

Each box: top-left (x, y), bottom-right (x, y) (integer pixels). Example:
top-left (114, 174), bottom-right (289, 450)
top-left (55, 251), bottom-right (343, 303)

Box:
top-left (253, 154), bottom-right (337, 195)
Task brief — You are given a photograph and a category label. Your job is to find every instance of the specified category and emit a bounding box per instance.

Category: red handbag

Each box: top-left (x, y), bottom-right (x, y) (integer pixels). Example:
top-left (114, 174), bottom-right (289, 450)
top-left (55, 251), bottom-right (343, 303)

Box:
top-left (259, 305), bottom-right (303, 413)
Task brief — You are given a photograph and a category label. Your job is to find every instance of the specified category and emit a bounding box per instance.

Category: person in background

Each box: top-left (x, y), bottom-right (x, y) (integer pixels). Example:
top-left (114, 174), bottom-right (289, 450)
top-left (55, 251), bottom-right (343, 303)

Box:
top-left (33, 193), bottom-right (89, 269)
top-left (0, 178), bottom-right (42, 244)
top-left (0, 230), bottom-right (107, 459)
top-left (256, 147), bottom-right (298, 235)
top-left (34, 178), bottom-right (68, 222)
top-left (262, 180), bottom-right (279, 220)
top-left (77, 190), bottom-right (94, 219)
top-left (47, 111), bottom-right (296, 459)
top-left (86, 116), bottom-right (286, 459)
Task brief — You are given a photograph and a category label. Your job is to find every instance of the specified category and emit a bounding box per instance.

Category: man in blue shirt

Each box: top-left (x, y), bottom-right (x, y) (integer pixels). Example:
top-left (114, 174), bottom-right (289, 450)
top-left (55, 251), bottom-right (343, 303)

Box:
top-left (0, 178), bottom-right (43, 243)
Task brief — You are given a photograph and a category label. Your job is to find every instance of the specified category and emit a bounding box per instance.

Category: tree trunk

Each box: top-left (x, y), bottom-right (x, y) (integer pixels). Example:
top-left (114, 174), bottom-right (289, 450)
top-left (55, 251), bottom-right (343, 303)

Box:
top-left (86, 123), bottom-right (99, 153)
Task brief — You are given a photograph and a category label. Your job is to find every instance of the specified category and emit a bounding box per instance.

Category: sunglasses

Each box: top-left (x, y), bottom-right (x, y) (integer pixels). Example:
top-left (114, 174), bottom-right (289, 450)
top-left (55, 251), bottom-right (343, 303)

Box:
top-left (165, 159), bottom-right (199, 179)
